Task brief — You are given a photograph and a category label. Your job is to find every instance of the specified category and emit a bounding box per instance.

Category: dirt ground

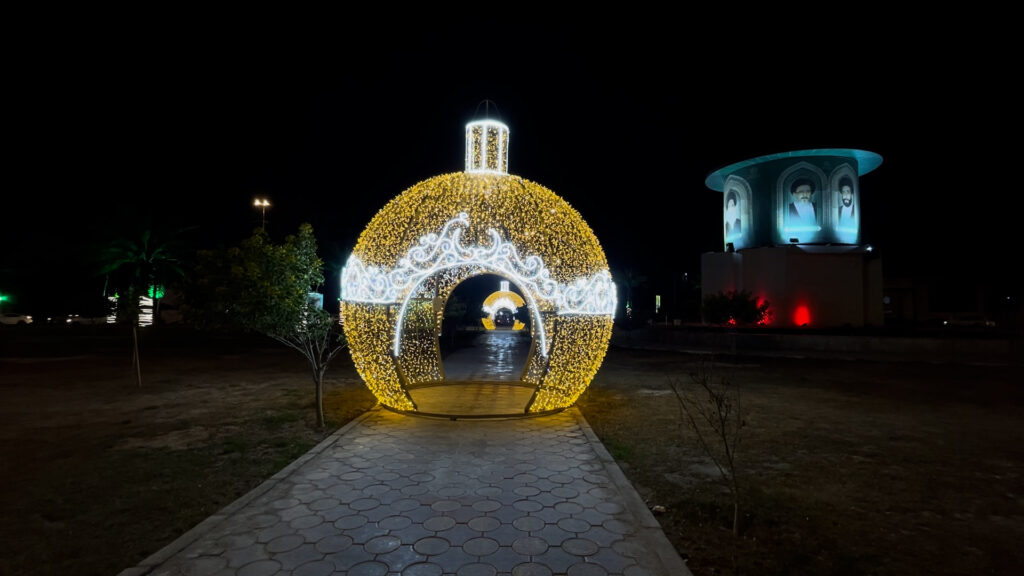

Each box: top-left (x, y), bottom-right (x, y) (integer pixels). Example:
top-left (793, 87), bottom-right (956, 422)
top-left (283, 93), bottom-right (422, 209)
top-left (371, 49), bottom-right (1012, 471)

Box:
top-left (1, 325), bottom-right (1022, 576)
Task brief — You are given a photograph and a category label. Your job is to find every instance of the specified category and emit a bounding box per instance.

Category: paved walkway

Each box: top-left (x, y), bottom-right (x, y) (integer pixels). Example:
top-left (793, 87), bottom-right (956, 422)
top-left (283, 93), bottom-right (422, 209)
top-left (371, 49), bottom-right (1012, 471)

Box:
top-left (441, 330), bottom-right (531, 382)
top-left (118, 329), bottom-right (691, 576)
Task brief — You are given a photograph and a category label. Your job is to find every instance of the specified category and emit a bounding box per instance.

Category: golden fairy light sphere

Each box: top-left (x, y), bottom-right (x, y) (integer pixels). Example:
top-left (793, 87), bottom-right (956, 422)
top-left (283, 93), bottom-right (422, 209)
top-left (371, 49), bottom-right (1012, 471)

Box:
top-left (340, 119), bottom-right (615, 414)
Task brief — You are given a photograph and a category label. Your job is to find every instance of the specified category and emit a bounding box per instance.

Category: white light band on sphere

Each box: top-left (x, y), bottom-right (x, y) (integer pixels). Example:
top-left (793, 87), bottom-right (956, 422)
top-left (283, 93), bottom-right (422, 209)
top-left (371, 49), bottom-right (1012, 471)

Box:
top-left (341, 213), bottom-right (616, 316)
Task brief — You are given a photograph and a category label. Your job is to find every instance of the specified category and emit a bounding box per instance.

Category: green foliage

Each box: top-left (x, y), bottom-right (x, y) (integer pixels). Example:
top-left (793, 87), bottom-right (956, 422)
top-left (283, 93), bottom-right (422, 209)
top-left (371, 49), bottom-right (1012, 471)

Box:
top-left (184, 223), bottom-right (347, 429)
top-left (187, 225), bottom-right (320, 331)
top-left (96, 227), bottom-right (194, 325)
top-left (702, 289), bottom-right (770, 325)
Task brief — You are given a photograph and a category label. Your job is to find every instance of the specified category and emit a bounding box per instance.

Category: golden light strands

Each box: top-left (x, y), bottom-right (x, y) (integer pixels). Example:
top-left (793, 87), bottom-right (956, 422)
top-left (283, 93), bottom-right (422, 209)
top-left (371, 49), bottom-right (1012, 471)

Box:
top-left (340, 117), bottom-right (615, 414)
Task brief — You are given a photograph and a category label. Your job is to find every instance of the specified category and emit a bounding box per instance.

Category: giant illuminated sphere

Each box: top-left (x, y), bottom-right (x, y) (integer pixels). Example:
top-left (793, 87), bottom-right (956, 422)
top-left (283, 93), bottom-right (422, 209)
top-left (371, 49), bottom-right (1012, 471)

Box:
top-left (340, 119), bottom-right (616, 414)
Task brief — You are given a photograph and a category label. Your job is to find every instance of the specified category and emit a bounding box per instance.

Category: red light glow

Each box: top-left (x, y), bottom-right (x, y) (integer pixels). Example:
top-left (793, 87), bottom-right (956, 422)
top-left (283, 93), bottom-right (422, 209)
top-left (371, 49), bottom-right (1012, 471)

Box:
top-left (793, 305), bottom-right (811, 326)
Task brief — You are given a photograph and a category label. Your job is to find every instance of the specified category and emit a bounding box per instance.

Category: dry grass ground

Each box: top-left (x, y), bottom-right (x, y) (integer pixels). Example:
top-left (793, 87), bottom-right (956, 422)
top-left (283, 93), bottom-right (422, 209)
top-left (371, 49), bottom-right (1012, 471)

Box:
top-left (1, 325), bottom-right (1021, 576)
top-left (579, 346), bottom-right (1024, 576)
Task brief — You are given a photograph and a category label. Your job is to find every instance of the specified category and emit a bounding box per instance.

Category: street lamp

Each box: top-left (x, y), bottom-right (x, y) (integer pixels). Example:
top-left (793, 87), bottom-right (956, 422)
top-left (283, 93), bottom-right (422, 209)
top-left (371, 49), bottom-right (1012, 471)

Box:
top-left (254, 198), bottom-right (270, 230)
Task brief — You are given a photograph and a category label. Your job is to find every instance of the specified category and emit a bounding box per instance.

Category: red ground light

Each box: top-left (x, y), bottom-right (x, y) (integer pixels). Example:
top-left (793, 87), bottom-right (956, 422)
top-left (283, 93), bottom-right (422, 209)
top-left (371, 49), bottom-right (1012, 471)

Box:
top-left (757, 297), bottom-right (772, 325)
top-left (793, 304), bottom-right (811, 326)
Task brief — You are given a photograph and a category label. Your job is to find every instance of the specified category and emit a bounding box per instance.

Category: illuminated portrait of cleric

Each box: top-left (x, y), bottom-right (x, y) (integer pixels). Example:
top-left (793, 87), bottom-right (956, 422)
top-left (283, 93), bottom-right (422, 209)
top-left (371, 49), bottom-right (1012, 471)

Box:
top-left (779, 163), bottom-right (825, 239)
top-left (725, 190), bottom-right (741, 237)
top-left (722, 175), bottom-right (752, 249)
top-left (830, 163), bottom-right (859, 242)
top-left (788, 178), bottom-right (818, 227)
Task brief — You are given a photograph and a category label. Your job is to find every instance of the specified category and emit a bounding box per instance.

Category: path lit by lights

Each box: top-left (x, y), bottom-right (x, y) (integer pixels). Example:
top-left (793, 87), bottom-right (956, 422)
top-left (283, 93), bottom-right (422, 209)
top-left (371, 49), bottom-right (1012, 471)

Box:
top-left (442, 329), bottom-right (531, 382)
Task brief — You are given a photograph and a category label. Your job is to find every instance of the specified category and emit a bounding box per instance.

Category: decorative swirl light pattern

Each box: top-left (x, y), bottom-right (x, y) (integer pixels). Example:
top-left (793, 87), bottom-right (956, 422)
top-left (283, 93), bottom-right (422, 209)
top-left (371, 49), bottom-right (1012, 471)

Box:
top-left (342, 213), bottom-right (616, 316)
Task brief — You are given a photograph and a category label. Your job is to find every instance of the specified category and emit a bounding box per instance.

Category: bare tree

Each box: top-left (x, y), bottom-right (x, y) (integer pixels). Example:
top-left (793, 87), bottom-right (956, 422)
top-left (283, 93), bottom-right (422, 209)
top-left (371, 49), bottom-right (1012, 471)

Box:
top-left (669, 356), bottom-right (746, 536)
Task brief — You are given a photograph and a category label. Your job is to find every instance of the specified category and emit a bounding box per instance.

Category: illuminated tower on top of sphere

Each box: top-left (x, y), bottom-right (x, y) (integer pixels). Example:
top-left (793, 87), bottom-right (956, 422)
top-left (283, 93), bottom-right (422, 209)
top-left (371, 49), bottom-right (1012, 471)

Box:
top-left (340, 114), bottom-right (616, 416)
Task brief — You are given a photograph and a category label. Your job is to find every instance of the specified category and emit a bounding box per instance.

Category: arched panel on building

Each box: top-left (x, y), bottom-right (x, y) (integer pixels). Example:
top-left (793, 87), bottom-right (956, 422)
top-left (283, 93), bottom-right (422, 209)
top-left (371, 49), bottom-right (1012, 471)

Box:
top-left (777, 161), bottom-right (827, 244)
top-left (723, 175), bottom-right (753, 251)
top-left (829, 163), bottom-right (860, 244)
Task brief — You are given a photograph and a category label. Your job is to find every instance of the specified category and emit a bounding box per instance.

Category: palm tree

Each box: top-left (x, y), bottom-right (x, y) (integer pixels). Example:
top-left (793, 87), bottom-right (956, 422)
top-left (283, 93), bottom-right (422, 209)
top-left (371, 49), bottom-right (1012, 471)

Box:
top-left (96, 226), bottom-right (194, 386)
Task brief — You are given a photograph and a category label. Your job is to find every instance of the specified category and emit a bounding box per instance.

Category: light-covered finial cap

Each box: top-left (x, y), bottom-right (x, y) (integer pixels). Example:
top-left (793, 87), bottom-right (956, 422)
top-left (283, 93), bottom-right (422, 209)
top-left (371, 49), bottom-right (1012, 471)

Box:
top-left (465, 119), bottom-right (509, 174)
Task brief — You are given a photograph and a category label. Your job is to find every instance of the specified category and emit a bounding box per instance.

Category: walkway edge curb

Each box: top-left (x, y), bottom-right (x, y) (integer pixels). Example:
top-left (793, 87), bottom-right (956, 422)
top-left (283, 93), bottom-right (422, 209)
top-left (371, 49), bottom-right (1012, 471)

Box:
top-left (571, 407), bottom-right (695, 576)
top-left (116, 405), bottom-right (383, 576)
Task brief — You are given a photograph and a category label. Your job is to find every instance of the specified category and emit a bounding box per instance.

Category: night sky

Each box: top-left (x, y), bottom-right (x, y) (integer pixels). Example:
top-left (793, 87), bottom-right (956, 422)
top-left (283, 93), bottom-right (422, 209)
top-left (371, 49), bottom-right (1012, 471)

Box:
top-left (4, 20), bottom-right (1020, 317)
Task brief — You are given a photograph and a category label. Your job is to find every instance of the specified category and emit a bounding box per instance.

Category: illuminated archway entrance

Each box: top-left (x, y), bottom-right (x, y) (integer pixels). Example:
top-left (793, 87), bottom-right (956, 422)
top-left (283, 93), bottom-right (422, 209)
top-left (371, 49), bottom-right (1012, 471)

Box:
top-left (340, 117), bottom-right (616, 417)
top-left (440, 274), bottom-right (532, 380)
top-left (481, 279), bottom-right (527, 331)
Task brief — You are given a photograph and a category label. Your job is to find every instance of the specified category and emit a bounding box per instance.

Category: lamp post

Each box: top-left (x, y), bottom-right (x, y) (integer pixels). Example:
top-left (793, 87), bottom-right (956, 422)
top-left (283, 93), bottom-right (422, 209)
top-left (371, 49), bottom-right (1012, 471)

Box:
top-left (254, 198), bottom-right (270, 231)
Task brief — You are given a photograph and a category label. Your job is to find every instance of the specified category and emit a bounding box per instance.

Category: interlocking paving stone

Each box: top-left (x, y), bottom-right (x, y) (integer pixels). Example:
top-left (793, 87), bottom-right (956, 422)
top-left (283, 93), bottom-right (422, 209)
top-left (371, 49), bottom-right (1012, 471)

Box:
top-left (512, 500), bottom-right (543, 513)
top-left (553, 501), bottom-right (584, 515)
top-left (346, 522), bottom-right (389, 544)
top-left (422, 516), bottom-right (457, 532)
top-left (512, 562), bottom-right (553, 576)
top-left (556, 517), bottom-right (592, 534)
top-left (566, 561), bottom-right (610, 576)
top-left (512, 515), bottom-right (545, 532)
top-left (511, 536), bottom-right (549, 556)
top-left (467, 515), bottom-right (502, 532)
top-left (289, 514), bottom-right (324, 529)
top-left (322, 545), bottom-right (373, 568)
top-left (531, 507), bottom-right (569, 525)
top-left (318, 505), bottom-right (353, 524)
top-left (348, 560), bottom-right (389, 576)
top-left (314, 534), bottom-right (353, 554)
top-left (392, 498), bottom-right (423, 512)
top-left (236, 559), bottom-right (281, 576)
top-left (532, 547), bottom-right (580, 573)
top-left (334, 513), bottom-right (368, 530)
top-left (561, 537), bottom-right (600, 557)
top-left (377, 545), bottom-right (428, 572)
top-left (574, 508), bottom-right (613, 527)
top-left (480, 545), bottom-right (530, 571)
top-left (403, 561), bottom-right (443, 575)
top-left (116, 407), bottom-right (691, 576)
top-left (266, 534), bottom-right (304, 553)
top-left (364, 534), bottom-right (402, 554)
top-left (273, 543), bottom-right (323, 570)
top-left (379, 514), bottom-right (414, 530)
top-left (436, 523), bottom-right (480, 546)
top-left (456, 562), bottom-right (498, 576)
top-left (533, 524), bottom-right (573, 546)
top-left (472, 499), bottom-right (503, 512)
top-left (429, 547), bottom-right (477, 571)
top-left (602, 518), bottom-right (637, 535)
top-left (389, 522), bottom-right (435, 545)
top-left (224, 544), bottom-right (270, 568)
top-left (413, 536), bottom-right (451, 556)
top-left (292, 558), bottom-right (335, 576)
top-left (463, 536), bottom-right (500, 556)
top-left (298, 520), bottom-right (339, 542)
